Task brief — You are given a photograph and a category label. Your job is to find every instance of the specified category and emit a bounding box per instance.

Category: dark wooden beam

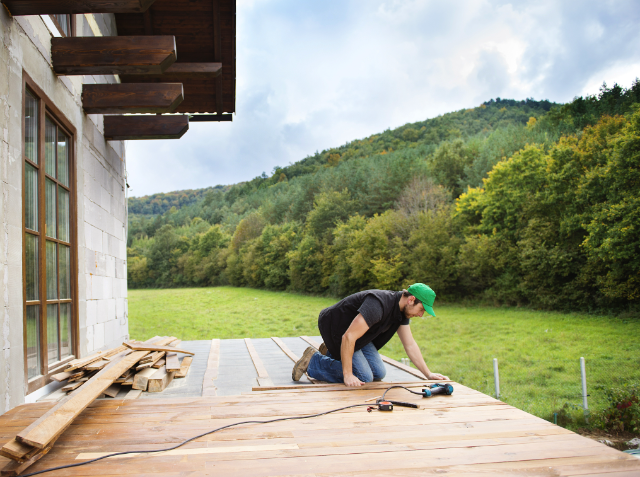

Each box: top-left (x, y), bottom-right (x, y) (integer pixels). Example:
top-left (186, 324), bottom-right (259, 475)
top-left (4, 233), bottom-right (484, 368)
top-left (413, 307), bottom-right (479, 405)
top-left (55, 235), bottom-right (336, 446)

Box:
top-left (103, 115), bottom-right (189, 140)
top-left (52, 36), bottom-right (176, 76)
top-left (120, 63), bottom-right (222, 83)
top-left (82, 83), bottom-right (184, 114)
top-left (1, 0), bottom-right (156, 15)
top-left (212, 0), bottom-right (223, 115)
top-left (188, 114), bottom-right (232, 122)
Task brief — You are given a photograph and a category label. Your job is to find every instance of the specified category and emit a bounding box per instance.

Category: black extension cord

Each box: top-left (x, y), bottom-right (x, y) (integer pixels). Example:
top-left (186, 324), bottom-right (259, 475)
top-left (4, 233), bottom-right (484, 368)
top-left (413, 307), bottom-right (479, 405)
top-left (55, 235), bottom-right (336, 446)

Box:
top-left (20, 402), bottom-right (385, 476)
top-left (21, 385), bottom-right (431, 477)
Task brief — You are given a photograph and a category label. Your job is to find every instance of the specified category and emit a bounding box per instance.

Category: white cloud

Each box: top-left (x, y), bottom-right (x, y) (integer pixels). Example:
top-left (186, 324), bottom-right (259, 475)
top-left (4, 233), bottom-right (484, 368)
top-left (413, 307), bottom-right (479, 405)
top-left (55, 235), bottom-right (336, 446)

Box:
top-left (126, 0), bottom-right (640, 197)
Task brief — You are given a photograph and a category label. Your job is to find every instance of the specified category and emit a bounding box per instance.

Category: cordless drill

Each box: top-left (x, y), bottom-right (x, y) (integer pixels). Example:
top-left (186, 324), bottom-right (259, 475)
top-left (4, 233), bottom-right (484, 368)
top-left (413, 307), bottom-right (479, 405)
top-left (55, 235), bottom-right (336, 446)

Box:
top-left (421, 383), bottom-right (454, 397)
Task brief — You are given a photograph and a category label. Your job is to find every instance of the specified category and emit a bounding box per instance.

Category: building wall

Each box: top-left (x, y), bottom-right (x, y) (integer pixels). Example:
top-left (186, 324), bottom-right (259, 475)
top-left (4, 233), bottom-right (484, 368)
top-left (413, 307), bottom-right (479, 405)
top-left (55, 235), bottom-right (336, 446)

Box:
top-left (0, 10), bottom-right (128, 412)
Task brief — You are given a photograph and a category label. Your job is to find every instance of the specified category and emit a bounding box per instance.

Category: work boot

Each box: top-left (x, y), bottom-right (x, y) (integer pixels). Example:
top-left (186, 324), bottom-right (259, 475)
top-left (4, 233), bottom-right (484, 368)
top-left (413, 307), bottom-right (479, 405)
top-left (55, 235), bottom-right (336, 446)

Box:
top-left (292, 346), bottom-right (317, 381)
top-left (319, 342), bottom-right (328, 355)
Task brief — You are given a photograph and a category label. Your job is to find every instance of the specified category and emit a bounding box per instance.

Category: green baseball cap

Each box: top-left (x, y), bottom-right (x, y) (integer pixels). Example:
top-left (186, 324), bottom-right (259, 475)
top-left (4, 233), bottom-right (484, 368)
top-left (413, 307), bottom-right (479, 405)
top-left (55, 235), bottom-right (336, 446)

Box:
top-left (407, 283), bottom-right (436, 317)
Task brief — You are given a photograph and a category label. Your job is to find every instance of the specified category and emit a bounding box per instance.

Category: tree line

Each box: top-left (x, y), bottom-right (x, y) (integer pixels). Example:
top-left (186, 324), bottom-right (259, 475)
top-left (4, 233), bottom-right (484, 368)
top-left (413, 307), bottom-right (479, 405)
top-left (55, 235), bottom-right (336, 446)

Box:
top-left (127, 81), bottom-right (640, 314)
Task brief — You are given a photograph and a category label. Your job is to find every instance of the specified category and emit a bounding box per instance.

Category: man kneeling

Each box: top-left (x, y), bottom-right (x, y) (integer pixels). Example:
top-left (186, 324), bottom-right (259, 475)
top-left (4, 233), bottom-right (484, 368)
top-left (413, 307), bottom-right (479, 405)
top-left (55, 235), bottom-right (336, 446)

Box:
top-left (292, 283), bottom-right (449, 386)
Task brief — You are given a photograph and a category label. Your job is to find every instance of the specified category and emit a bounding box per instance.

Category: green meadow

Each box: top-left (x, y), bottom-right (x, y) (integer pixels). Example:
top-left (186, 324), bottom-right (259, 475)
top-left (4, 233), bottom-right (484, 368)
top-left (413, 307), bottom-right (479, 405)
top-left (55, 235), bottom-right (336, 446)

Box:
top-left (129, 286), bottom-right (640, 428)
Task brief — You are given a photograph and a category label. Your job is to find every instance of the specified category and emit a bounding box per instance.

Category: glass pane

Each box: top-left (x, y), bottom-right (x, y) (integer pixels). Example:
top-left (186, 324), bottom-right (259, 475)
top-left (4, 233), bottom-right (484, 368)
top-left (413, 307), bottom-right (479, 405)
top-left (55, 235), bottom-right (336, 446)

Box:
top-left (58, 187), bottom-right (69, 242)
top-left (52, 14), bottom-right (70, 36)
top-left (25, 233), bottom-right (39, 301)
top-left (45, 179), bottom-right (57, 238)
top-left (46, 241), bottom-right (57, 300)
top-left (47, 304), bottom-right (59, 364)
top-left (24, 162), bottom-right (38, 231)
top-left (24, 91), bottom-right (38, 164)
top-left (57, 129), bottom-right (69, 187)
top-left (60, 303), bottom-right (71, 359)
top-left (59, 244), bottom-right (70, 299)
top-left (45, 117), bottom-right (56, 177)
top-left (26, 305), bottom-right (40, 379)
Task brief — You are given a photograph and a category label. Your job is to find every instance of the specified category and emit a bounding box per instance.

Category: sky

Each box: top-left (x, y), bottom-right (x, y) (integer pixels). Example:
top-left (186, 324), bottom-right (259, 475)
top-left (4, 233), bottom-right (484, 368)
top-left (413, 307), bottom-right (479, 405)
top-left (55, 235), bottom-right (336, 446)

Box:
top-left (125, 0), bottom-right (640, 197)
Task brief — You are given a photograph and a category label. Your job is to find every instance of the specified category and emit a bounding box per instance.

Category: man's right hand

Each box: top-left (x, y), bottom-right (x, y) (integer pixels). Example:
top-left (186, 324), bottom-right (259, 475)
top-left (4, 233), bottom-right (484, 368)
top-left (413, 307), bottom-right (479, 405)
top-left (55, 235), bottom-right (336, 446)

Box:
top-left (344, 373), bottom-right (363, 387)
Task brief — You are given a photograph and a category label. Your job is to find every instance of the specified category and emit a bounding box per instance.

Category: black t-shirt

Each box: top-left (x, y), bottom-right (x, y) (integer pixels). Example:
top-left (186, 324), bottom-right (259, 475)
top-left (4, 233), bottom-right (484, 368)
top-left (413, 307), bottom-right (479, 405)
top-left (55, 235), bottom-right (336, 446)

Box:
top-left (318, 290), bottom-right (409, 360)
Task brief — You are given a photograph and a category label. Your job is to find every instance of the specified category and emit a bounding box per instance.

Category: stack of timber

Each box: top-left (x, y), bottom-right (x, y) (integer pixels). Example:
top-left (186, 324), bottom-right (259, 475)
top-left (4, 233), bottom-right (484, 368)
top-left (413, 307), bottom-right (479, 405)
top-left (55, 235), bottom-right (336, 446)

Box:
top-left (0, 336), bottom-right (194, 476)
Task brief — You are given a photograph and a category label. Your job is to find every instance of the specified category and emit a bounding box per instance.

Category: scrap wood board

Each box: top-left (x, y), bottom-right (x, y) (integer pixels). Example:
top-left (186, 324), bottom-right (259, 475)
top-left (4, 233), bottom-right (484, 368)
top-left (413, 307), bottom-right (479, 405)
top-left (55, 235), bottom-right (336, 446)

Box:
top-left (1, 382), bottom-right (636, 476)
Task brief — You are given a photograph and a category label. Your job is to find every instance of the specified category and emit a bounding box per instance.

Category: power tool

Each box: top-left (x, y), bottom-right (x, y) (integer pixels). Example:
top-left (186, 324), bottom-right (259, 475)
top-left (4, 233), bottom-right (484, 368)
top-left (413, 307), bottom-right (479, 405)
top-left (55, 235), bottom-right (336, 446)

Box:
top-left (421, 383), bottom-right (454, 397)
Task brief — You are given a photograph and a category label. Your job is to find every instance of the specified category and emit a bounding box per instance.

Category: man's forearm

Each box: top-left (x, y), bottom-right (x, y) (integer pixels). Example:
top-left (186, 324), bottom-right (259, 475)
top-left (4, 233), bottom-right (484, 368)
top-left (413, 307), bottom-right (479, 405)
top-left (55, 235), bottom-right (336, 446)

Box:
top-left (341, 334), bottom-right (356, 377)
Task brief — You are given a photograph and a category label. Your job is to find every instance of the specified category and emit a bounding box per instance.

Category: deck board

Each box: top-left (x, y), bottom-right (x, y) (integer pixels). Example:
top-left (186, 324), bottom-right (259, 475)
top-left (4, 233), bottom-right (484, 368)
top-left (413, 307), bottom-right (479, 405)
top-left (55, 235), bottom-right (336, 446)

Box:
top-left (2, 381), bottom-right (636, 476)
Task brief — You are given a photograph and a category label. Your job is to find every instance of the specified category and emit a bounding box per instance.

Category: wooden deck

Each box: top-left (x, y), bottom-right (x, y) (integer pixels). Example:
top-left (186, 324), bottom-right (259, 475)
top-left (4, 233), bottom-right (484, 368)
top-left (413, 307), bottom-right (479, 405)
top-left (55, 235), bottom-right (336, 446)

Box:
top-left (2, 381), bottom-right (639, 476)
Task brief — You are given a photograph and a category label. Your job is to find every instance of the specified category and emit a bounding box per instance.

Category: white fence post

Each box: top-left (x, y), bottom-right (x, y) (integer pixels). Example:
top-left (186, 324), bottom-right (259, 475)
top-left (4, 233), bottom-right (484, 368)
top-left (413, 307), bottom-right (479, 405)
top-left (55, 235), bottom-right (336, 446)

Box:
top-left (580, 357), bottom-right (589, 423)
top-left (493, 358), bottom-right (500, 400)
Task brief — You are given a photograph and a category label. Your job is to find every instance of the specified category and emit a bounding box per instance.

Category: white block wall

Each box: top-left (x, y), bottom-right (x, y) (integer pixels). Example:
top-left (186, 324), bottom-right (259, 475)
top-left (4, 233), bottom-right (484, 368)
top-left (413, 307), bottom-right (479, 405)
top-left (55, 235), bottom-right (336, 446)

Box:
top-left (0, 10), bottom-right (128, 411)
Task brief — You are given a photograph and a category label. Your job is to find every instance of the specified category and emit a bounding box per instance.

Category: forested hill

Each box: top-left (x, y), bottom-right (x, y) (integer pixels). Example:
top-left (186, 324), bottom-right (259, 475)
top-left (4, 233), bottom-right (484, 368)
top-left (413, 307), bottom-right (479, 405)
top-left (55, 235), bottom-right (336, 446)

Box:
top-left (129, 185), bottom-right (227, 216)
top-left (128, 97), bottom-right (554, 216)
top-left (127, 81), bottom-right (640, 314)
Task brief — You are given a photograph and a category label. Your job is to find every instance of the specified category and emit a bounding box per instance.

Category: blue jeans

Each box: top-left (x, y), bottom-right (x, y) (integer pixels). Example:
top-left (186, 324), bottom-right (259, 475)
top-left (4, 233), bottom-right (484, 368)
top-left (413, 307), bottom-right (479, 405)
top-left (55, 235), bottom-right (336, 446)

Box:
top-left (307, 342), bottom-right (387, 383)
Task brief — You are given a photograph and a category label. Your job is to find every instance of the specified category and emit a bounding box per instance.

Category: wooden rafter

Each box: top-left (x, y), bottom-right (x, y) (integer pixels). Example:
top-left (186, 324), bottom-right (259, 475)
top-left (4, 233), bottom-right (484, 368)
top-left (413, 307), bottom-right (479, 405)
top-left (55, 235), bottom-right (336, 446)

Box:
top-left (82, 83), bottom-right (184, 114)
top-left (1, 0), bottom-right (156, 15)
top-left (120, 62), bottom-right (222, 82)
top-left (52, 36), bottom-right (176, 76)
top-left (103, 115), bottom-right (189, 140)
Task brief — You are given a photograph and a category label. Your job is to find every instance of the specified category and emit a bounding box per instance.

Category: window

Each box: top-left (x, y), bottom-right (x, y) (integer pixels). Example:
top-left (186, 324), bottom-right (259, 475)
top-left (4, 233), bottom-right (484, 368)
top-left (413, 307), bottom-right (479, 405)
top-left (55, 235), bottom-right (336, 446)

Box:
top-left (49, 14), bottom-right (73, 37)
top-left (23, 74), bottom-right (77, 394)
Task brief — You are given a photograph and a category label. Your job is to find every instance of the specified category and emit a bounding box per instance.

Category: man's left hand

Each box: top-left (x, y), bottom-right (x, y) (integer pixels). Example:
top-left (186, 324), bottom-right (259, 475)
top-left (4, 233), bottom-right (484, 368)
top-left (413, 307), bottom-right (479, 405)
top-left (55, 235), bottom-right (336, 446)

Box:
top-left (427, 372), bottom-right (449, 380)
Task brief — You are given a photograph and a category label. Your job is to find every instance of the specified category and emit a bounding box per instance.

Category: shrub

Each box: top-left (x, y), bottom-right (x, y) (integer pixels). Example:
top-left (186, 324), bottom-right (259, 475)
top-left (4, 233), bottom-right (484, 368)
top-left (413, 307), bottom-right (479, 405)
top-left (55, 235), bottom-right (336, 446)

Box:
top-left (594, 382), bottom-right (640, 434)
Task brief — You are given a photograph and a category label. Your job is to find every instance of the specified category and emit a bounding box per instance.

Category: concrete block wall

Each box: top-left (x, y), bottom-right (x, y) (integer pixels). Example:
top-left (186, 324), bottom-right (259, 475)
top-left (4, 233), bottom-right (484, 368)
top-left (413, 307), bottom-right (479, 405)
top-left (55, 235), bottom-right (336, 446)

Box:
top-left (0, 10), bottom-right (128, 411)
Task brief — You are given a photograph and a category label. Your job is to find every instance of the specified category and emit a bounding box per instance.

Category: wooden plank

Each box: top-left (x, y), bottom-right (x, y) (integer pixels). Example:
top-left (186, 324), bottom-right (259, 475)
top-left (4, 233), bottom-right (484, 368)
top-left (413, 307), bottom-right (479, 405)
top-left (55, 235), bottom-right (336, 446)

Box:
top-left (245, 338), bottom-right (274, 387)
top-left (83, 359), bottom-right (109, 371)
top-left (61, 381), bottom-right (84, 392)
top-left (13, 337), bottom-right (176, 449)
top-left (1, 0), bottom-right (156, 15)
top-left (244, 339), bottom-right (269, 379)
top-left (132, 367), bottom-right (157, 391)
top-left (120, 62), bottom-right (222, 82)
top-left (202, 339), bottom-right (220, 397)
top-left (175, 356), bottom-right (192, 378)
top-left (67, 371), bottom-right (87, 382)
top-left (103, 384), bottom-right (121, 398)
top-left (300, 335), bottom-right (321, 349)
top-left (123, 341), bottom-right (194, 355)
top-left (151, 359), bottom-right (165, 369)
top-left (165, 352), bottom-right (180, 372)
top-left (52, 36), bottom-right (176, 76)
top-left (101, 345), bottom-right (128, 360)
top-left (147, 366), bottom-right (175, 393)
top-left (0, 439), bottom-right (33, 462)
top-left (65, 351), bottom-right (109, 372)
top-left (50, 371), bottom-right (73, 382)
top-left (82, 83), bottom-right (184, 114)
top-left (103, 115), bottom-right (189, 141)
top-left (0, 439), bottom-right (54, 476)
top-left (251, 381), bottom-right (443, 392)
top-left (123, 389), bottom-right (142, 400)
top-left (135, 351), bottom-right (165, 370)
top-left (270, 337), bottom-right (300, 362)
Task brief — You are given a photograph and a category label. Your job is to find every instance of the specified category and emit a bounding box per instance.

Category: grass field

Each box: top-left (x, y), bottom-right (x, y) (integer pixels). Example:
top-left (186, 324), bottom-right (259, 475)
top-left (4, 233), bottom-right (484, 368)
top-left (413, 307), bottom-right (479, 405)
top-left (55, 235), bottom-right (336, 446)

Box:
top-left (129, 286), bottom-right (640, 429)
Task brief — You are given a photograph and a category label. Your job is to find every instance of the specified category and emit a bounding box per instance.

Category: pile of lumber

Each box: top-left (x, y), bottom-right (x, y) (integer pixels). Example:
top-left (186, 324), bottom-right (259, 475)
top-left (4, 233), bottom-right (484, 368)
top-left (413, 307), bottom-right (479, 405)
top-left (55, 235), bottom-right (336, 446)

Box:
top-left (0, 336), bottom-right (194, 476)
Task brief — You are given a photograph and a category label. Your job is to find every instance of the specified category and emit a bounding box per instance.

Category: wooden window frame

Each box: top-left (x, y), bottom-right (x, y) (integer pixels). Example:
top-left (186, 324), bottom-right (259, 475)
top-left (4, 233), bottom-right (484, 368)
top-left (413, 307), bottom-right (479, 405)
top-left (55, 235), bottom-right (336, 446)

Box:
top-left (22, 71), bottom-right (79, 395)
top-left (48, 14), bottom-right (76, 38)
